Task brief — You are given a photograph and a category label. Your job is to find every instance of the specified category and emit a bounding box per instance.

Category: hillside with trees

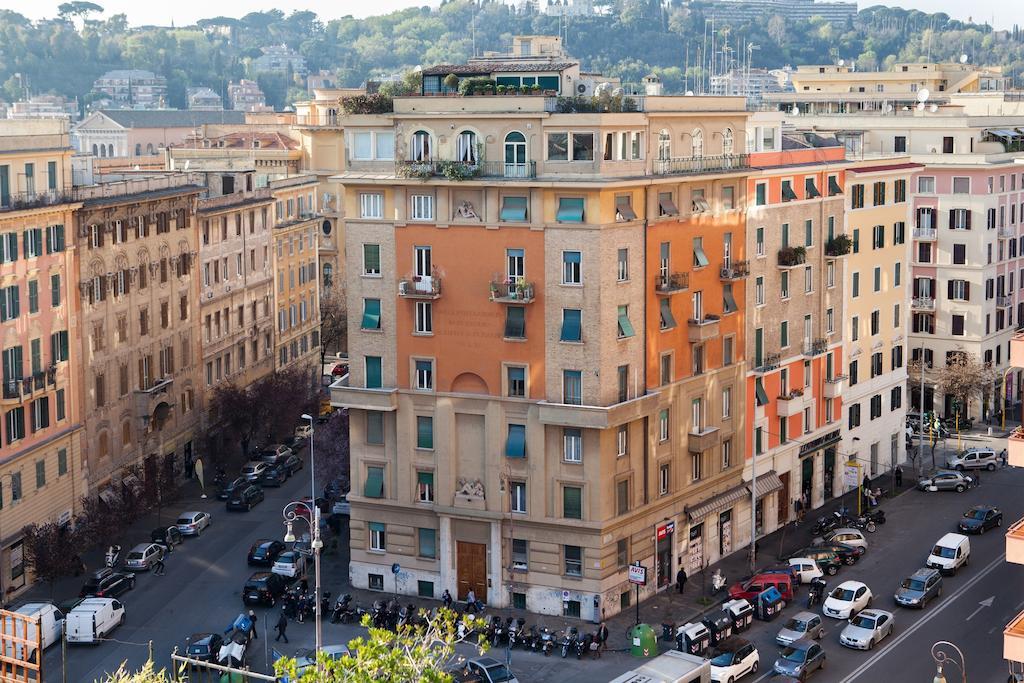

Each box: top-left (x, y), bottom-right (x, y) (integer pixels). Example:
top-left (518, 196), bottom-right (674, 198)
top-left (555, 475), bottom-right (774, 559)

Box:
top-left (2, 0), bottom-right (1024, 110)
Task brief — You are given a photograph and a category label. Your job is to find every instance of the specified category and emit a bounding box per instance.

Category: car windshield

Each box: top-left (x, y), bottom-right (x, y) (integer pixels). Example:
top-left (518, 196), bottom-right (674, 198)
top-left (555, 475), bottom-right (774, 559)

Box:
top-left (902, 578), bottom-right (926, 591)
top-left (710, 652), bottom-right (736, 666)
top-left (781, 646), bottom-right (807, 662)
top-left (278, 553), bottom-right (295, 563)
top-left (850, 615), bottom-right (876, 629)
top-left (486, 665), bottom-right (514, 682)
top-left (933, 545), bottom-right (956, 559)
top-left (127, 552), bottom-right (144, 560)
top-left (830, 587), bottom-right (856, 601)
top-left (784, 618), bottom-right (808, 631)
top-left (177, 517), bottom-right (193, 525)
top-left (965, 509), bottom-right (987, 520)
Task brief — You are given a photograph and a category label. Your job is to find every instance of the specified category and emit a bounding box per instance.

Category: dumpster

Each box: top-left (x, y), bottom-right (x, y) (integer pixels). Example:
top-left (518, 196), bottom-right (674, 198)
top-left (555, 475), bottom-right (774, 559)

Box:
top-left (722, 598), bottom-right (754, 633)
top-left (675, 621), bottom-right (711, 657)
top-left (701, 610), bottom-right (734, 645)
top-left (629, 623), bottom-right (659, 658)
top-left (661, 621), bottom-right (676, 642)
top-left (753, 586), bottom-right (783, 622)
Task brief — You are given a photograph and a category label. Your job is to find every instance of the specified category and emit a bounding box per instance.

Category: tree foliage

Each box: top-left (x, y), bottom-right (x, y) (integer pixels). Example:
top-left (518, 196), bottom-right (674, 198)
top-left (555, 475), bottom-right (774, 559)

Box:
top-left (936, 349), bottom-right (998, 416)
top-left (313, 409), bottom-right (350, 494)
top-left (318, 286), bottom-right (347, 370)
top-left (0, 2), bottom-right (1019, 109)
top-left (22, 522), bottom-right (83, 595)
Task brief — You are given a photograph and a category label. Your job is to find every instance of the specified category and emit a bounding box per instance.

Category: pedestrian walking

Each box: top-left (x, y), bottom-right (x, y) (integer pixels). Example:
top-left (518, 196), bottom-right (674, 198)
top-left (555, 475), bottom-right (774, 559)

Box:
top-left (297, 594), bottom-right (306, 623)
top-left (274, 612), bottom-right (289, 643)
top-left (973, 468), bottom-right (981, 487)
top-left (675, 567), bottom-right (687, 594)
top-left (794, 497), bottom-right (803, 523)
top-left (248, 610), bottom-right (258, 640)
top-left (596, 621), bottom-right (609, 657)
top-left (441, 589), bottom-right (453, 610)
top-left (1002, 448), bottom-right (1009, 468)
top-left (300, 578), bottom-right (309, 595)
top-left (152, 556), bottom-right (165, 576)
top-left (894, 465), bottom-right (903, 488)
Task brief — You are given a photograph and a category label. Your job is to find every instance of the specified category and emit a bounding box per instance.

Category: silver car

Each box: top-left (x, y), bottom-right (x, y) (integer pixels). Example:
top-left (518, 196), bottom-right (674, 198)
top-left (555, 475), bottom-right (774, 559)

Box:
top-left (813, 528), bottom-right (868, 551)
top-left (839, 609), bottom-right (895, 650)
top-left (776, 611), bottom-right (825, 646)
top-left (124, 543), bottom-right (164, 571)
top-left (946, 448), bottom-right (998, 471)
top-left (176, 511), bottom-right (211, 536)
top-left (917, 471), bottom-right (972, 492)
top-left (894, 568), bottom-right (942, 609)
top-left (773, 638), bottom-right (826, 680)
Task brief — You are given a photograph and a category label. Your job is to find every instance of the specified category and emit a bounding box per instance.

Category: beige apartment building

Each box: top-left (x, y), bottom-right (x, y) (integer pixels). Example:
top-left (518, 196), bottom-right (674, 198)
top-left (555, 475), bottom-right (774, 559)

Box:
top-left (329, 61), bottom-right (754, 619)
top-left (841, 160), bottom-right (918, 485)
top-left (197, 171), bottom-right (275, 416)
top-left (0, 120), bottom-right (85, 598)
top-left (270, 176), bottom-right (322, 381)
top-left (75, 173), bottom-right (204, 496)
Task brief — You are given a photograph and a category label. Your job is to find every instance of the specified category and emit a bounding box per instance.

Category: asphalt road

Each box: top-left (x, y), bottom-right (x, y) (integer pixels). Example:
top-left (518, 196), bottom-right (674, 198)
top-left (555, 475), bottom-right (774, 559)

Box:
top-left (33, 432), bottom-right (1024, 683)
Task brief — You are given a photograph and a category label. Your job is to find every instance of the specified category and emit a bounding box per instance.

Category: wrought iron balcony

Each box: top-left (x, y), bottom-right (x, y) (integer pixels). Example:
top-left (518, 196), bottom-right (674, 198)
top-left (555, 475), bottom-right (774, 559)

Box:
top-left (998, 295), bottom-right (1013, 308)
top-left (912, 227), bottom-right (937, 241)
top-left (490, 280), bottom-right (535, 304)
top-left (803, 338), bottom-right (828, 357)
top-left (755, 353), bottom-right (781, 373)
top-left (398, 273), bottom-right (442, 299)
top-left (911, 296), bottom-right (936, 311)
top-left (396, 159), bottom-right (536, 180)
top-left (719, 260), bottom-right (750, 280)
top-left (0, 189), bottom-right (75, 213)
top-left (653, 154), bottom-right (749, 177)
top-left (654, 272), bottom-right (689, 295)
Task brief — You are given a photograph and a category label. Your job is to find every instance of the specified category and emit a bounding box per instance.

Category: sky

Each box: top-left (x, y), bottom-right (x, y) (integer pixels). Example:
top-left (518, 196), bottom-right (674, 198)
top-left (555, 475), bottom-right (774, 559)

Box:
top-left (3, 0), bottom-right (1024, 30)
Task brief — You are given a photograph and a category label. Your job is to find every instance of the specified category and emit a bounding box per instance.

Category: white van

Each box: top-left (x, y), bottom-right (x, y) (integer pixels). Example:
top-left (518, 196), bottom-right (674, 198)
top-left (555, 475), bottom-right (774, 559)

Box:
top-left (927, 533), bottom-right (971, 575)
top-left (66, 598), bottom-right (125, 644)
top-left (2, 603), bottom-right (64, 661)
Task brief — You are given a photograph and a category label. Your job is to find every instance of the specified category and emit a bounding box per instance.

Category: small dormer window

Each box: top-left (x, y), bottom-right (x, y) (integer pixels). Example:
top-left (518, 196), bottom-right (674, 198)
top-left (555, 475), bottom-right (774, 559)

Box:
top-left (202, 139), bottom-right (210, 148)
top-left (411, 131), bottom-right (431, 162)
top-left (253, 140), bottom-right (261, 149)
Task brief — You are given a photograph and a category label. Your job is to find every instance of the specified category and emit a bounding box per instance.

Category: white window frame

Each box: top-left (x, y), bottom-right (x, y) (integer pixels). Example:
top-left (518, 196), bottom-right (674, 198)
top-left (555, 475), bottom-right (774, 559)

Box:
top-left (918, 176), bottom-right (935, 193)
top-left (659, 409), bottom-right (669, 442)
top-left (692, 453), bottom-right (702, 481)
top-left (616, 425), bottom-right (628, 456)
top-left (563, 429), bottom-right (583, 463)
top-left (722, 387), bottom-right (731, 419)
top-left (722, 439), bottom-right (731, 469)
top-left (414, 359), bottom-right (434, 390)
top-left (659, 465), bottom-right (670, 495)
top-left (410, 194), bottom-right (434, 221)
top-left (510, 481), bottom-right (527, 513)
top-left (415, 301), bottom-right (432, 334)
top-left (369, 524), bottom-right (386, 551)
top-left (755, 277), bottom-right (764, 306)
top-left (952, 176), bottom-right (971, 194)
top-left (562, 251), bottom-right (582, 285)
top-left (360, 193), bottom-right (383, 219)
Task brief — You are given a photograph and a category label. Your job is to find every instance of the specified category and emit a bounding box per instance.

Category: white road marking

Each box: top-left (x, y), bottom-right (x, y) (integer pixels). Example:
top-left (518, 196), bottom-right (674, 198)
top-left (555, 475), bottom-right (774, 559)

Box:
top-left (838, 552), bottom-right (1007, 683)
top-left (965, 596), bottom-right (995, 620)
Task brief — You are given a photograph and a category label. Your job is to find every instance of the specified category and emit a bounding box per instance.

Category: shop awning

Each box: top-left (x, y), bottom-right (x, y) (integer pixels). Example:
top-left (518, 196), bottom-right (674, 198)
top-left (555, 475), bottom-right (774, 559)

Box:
top-left (685, 482), bottom-right (749, 521)
top-left (748, 470), bottom-right (785, 499)
top-left (98, 488), bottom-right (119, 506)
top-left (987, 129), bottom-right (1019, 138)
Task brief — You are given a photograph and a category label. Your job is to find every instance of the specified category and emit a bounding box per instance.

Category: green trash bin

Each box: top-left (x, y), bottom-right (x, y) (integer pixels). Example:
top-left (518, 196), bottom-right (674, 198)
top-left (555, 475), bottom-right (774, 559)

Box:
top-left (629, 623), bottom-right (659, 658)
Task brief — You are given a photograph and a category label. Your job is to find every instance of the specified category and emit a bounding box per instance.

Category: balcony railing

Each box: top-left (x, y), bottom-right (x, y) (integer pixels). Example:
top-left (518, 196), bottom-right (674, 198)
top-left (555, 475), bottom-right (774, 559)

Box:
top-left (803, 338), bottom-right (828, 357)
top-left (0, 189), bottom-right (76, 212)
top-left (999, 226), bottom-right (1017, 239)
top-left (998, 295), bottom-right (1013, 308)
top-left (398, 273), bottom-right (442, 299)
top-left (2, 379), bottom-right (20, 399)
top-left (911, 296), bottom-right (936, 311)
top-left (396, 159), bottom-right (536, 180)
top-left (777, 247), bottom-right (807, 268)
top-left (490, 280), bottom-right (535, 303)
top-left (654, 272), bottom-right (689, 295)
top-left (653, 154), bottom-right (749, 176)
top-left (719, 260), bottom-right (750, 280)
top-left (755, 353), bottom-right (782, 373)
top-left (912, 227), bottom-right (937, 241)
top-left (824, 236), bottom-right (852, 257)
top-left (687, 315), bottom-right (721, 343)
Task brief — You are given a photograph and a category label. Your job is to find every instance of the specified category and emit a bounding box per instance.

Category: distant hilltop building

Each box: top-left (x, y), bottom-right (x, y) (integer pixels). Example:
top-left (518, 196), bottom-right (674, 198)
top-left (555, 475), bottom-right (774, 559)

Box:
top-left (187, 87), bottom-right (223, 111)
top-left (91, 69), bottom-right (167, 109)
top-left (228, 80), bottom-right (271, 112)
top-left (307, 70), bottom-right (337, 92)
top-left (252, 45), bottom-right (307, 77)
top-left (543, 0), bottom-right (595, 16)
top-left (710, 68), bottom-right (786, 102)
top-left (695, 0), bottom-right (857, 25)
top-left (6, 94), bottom-right (79, 121)
top-left (73, 108), bottom-right (245, 159)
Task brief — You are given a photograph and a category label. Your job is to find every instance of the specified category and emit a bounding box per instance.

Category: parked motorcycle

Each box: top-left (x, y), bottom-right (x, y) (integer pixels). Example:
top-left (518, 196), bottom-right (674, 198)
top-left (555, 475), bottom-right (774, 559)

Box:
top-left (807, 577), bottom-right (827, 609)
top-left (487, 616), bottom-right (504, 646)
top-left (371, 600), bottom-right (388, 629)
top-left (711, 568), bottom-right (728, 594)
top-left (561, 626), bottom-right (578, 658)
top-left (527, 625), bottom-right (542, 652)
top-left (509, 618), bottom-right (526, 649)
top-left (539, 626), bottom-right (556, 656)
top-left (576, 631), bottom-right (592, 659)
top-left (105, 544), bottom-right (121, 569)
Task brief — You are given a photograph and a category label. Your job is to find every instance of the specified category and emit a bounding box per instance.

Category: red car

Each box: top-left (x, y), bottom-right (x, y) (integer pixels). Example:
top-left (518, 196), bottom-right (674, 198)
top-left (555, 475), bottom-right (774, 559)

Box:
top-left (331, 363), bottom-right (348, 376)
top-left (727, 571), bottom-right (795, 603)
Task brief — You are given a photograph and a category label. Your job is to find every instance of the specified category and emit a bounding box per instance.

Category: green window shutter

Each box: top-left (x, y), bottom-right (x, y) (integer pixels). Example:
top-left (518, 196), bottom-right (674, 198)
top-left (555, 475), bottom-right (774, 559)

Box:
top-left (50, 274), bottom-right (60, 307)
top-left (416, 416), bottom-right (433, 449)
top-left (781, 223), bottom-right (789, 248)
top-left (60, 331), bottom-right (68, 362)
top-left (852, 228), bottom-right (860, 253)
top-left (361, 298), bottom-right (381, 329)
top-left (755, 377), bottom-right (769, 406)
top-left (365, 356), bottom-right (382, 388)
top-left (538, 76), bottom-right (560, 91)
top-left (828, 175), bottom-right (842, 196)
top-left (563, 486), bottom-right (582, 519)
top-left (616, 305), bottom-right (635, 338)
top-left (560, 309), bottom-right (582, 342)
top-left (418, 528), bottom-right (436, 558)
top-left (500, 196), bottom-right (528, 222)
top-left (506, 424), bottom-right (526, 458)
top-left (27, 280), bottom-right (37, 314)
top-left (504, 306), bottom-right (526, 338)
top-left (754, 328), bottom-right (763, 366)
top-left (723, 285), bottom-right (737, 313)
top-left (556, 197), bottom-right (585, 223)
top-left (363, 244), bottom-right (380, 273)
top-left (659, 299), bottom-right (676, 329)
top-left (755, 184), bottom-right (766, 205)
top-left (417, 471), bottom-right (433, 488)
top-left (693, 239), bottom-right (710, 267)
top-left (364, 468), bottom-right (384, 498)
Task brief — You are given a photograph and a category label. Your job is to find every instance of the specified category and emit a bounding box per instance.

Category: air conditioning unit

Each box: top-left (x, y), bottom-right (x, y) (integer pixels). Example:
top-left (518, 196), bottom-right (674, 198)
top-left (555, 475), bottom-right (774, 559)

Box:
top-left (205, 291), bottom-right (213, 299)
top-left (398, 281), bottom-right (408, 295)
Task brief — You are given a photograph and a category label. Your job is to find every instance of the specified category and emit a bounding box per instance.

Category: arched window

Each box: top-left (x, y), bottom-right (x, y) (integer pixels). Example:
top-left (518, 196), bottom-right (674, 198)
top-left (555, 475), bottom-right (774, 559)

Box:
top-left (146, 143), bottom-right (154, 155)
top-left (92, 144), bottom-right (98, 156)
top-left (504, 132), bottom-right (527, 178)
top-left (98, 432), bottom-right (109, 459)
top-left (691, 129), bottom-right (704, 158)
top-left (658, 129), bottom-right (671, 160)
top-left (323, 263), bottom-right (334, 288)
top-left (456, 131), bottom-right (478, 163)
top-left (121, 420), bottom-right (132, 446)
top-left (722, 128), bottom-right (734, 155)
top-left (107, 144), bottom-right (114, 157)
top-left (411, 130), bottom-right (431, 161)
top-left (134, 143), bottom-right (142, 157)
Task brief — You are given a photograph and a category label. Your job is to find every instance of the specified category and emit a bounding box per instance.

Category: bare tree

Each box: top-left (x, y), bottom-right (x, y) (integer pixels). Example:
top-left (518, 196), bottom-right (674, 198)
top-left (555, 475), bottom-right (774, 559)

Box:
top-left (937, 349), bottom-right (997, 424)
top-left (313, 409), bottom-right (350, 495)
top-left (318, 286), bottom-right (348, 370)
top-left (75, 495), bottom-right (126, 552)
top-left (22, 522), bottom-right (84, 597)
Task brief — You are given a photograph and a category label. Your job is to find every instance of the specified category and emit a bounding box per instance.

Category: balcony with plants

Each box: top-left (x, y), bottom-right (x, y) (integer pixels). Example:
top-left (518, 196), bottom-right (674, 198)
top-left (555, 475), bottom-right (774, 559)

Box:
top-left (654, 272), bottom-right (689, 295)
top-left (489, 278), bottom-right (535, 304)
top-left (719, 260), bottom-right (750, 280)
top-left (777, 246), bottom-right (807, 268)
top-left (824, 234), bottom-right (852, 258)
top-left (777, 389), bottom-right (808, 417)
top-left (398, 269), bottom-right (442, 300)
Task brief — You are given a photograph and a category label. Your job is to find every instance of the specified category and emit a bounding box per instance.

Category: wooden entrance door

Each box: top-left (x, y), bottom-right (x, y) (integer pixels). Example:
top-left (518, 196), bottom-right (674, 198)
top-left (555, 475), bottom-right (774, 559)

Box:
top-left (456, 541), bottom-right (487, 601)
top-left (778, 472), bottom-right (791, 525)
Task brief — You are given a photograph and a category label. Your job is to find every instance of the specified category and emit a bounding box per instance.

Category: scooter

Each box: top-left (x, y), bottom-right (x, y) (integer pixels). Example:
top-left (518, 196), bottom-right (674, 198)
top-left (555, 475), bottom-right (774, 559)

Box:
top-left (508, 618), bottom-right (526, 649)
top-left (711, 568), bottom-right (728, 594)
top-left (330, 594), bottom-right (351, 623)
top-left (561, 627), bottom-right (578, 658)
top-left (105, 544), bottom-right (121, 569)
top-left (371, 600), bottom-right (388, 628)
top-left (807, 577), bottom-right (827, 609)
top-left (576, 631), bottom-right (592, 659)
top-left (488, 616), bottom-right (504, 646)
top-left (539, 626), bottom-right (556, 656)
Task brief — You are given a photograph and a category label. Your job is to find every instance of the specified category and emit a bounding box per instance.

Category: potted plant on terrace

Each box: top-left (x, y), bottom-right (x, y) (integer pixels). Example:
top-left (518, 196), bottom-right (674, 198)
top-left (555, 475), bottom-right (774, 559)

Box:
top-left (443, 73), bottom-right (460, 94)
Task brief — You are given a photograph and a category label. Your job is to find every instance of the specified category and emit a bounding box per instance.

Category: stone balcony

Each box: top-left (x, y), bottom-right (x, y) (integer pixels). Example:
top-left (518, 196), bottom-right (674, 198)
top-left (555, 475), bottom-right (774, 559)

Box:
top-left (823, 375), bottom-right (846, 399)
top-left (538, 391), bottom-right (661, 430)
top-left (132, 377), bottom-right (175, 431)
top-left (328, 376), bottom-right (399, 412)
top-left (654, 272), bottom-right (689, 296)
top-left (688, 315), bottom-right (721, 343)
top-left (1007, 516), bottom-right (1024, 565)
top-left (777, 247), bottom-right (807, 269)
top-left (777, 391), bottom-right (808, 417)
top-left (912, 227), bottom-right (936, 241)
top-left (999, 226), bottom-right (1017, 239)
top-left (1005, 608), bottom-right (1024, 664)
top-left (1009, 427), bottom-right (1024, 468)
top-left (489, 280), bottom-right (535, 304)
top-left (998, 295), bottom-right (1013, 309)
top-left (687, 426), bottom-right (721, 454)
top-left (398, 274), bottom-right (442, 300)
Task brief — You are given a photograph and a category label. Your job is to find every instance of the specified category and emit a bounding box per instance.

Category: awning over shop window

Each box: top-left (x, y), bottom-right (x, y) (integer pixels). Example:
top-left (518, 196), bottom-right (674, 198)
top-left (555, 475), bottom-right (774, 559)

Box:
top-left (748, 470), bottom-right (785, 499)
top-left (685, 482), bottom-right (749, 521)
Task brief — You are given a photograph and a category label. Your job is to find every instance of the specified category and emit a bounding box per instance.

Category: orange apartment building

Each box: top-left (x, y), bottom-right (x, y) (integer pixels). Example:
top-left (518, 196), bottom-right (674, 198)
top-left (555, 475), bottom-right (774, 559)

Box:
top-left (744, 119), bottom-right (850, 539)
top-left (329, 71), bottom-right (754, 620)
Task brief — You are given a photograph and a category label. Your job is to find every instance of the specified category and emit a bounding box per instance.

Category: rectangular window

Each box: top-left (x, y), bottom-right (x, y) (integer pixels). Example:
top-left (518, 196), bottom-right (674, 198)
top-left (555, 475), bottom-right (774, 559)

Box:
top-left (692, 237), bottom-right (709, 267)
top-left (616, 305), bottom-right (635, 338)
top-left (755, 183), bottom-right (766, 206)
top-left (364, 467), bottom-right (384, 499)
top-left (756, 227), bottom-right (765, 256)
top-left (414, 359), bottom-right (433, 390)
top-left (506, 424), bottom-right (526, 458)
top-left (562, 251), bottom-right (581, 284)
top-left (369, 522), bottom-right (386, 551)
top-left (359, 193), bottom-right (383, 219)
top-left (617, 248), bottom-right (629, 281)
top-left (416, 416), bottom-right (433, 449)
top-left (360, 298), bottom-right (381, 330)
top-left (362, 244), bottom-right (381, 275)
top-left (722, 386), bottom-right (732, 419)
top-left (366, 412), bottom-right (384, 445)
top-left (564, 546), bottom-right (582, 577)
top-left (410, 194), bottom-right (434, 220)
top-left (560, 309), bottom-right (582, 342)
top-left (563, 428), bottom-right (582, 463)
top-left (507, 366), bottom-right (526, 398)
top-left (510, 481), bottom-right (526, 513)
top-left (562, 370), bottom-right (582, 405)
top-left (563, 486), bottom-right (583, 519)
top-left (556, 197), bottom-right (585, 223)
top-left (659, 408), bottom-right (670, 441)
top-left (415, 301), bottom-right (433, 334)
top-left (616, 479), bottom-right (630, 515)
top-left (500, 196), bottom-right (528, 222)
top-left (365, 356), bottom-right (382, 389)
top-left (418, 528), bottom-right (436, 559)
top-left (617, 425), bottom-right (628, 456)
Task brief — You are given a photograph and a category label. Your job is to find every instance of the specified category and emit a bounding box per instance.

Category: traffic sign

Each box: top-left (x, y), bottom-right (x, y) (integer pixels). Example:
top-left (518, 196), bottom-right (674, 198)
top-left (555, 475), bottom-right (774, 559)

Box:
top-left (391, 563), bottom-right (401, 575)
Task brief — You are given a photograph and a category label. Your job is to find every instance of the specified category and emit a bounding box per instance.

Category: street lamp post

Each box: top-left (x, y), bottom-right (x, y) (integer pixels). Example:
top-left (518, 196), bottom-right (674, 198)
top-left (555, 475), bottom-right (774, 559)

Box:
top-left (282, 413), bottom-right (321, 672)
top-left (931, 640), bottom-right (966, 683)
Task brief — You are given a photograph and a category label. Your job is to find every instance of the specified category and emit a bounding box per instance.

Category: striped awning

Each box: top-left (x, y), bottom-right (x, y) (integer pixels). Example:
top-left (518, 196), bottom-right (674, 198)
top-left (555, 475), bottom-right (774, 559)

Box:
top-left (686, 482), bottom-right (750, 521)
top-left (749, 470), bottom-right (785, 499)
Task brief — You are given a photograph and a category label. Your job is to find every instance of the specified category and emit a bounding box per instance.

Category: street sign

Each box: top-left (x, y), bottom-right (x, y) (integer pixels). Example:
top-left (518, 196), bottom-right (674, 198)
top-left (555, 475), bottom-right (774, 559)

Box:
top-left (843, 462), bottom-right (861, 489)
top-left (391, 563), bottom-right (401, 575)
top-left (628, 563), bottom-right (647, 586)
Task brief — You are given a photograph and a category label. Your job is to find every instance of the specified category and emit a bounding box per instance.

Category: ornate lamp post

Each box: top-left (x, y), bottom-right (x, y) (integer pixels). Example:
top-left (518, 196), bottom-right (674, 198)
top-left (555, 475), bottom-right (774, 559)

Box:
top-left (932, 640), bottom-right (966, 683)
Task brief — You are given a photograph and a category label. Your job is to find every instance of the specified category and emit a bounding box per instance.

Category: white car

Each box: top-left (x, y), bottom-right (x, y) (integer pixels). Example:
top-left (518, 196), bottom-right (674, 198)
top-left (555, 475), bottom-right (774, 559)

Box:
top-left (176, 511), bottom-right (211, 536)
top-left (709, 638), bottom-right (759, 682)
top-left (839, 609), bottom-right (895, 650)
top-left (241, 461), bottom-right (269, 481)
top-left (823, 580), bottom-right (873, 619)
top-left (788, 558), bottom-right (824, 584)
top-left (272, 551), bottom-right (306, 579)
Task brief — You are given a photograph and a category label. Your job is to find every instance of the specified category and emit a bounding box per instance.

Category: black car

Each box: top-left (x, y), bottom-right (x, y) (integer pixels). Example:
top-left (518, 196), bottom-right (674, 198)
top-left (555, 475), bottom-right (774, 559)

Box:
top-left (79, 568), bottom-right (136, 598)
top-left (248, 539), bottom-right (286, 567)
top-left (242, 572), bottom-right (288, 606)
top-left (217, 476), bottom-right (248, 501)
top-left (283, 435), bottom-right (307, 452)
top-left (151, 525), bottom-right (183, 549)
top-left (278, 453), bottom-right (303, 476)
top-left (227, 485), bottom-right (265, 511)
top-left (258, 464), bottom-right (288, 488)
top-left (959, 505), bottom-right (1003, 534)
top-left (186, 633), bottom-right (224, 663)
top-left (811, 542), bottom-right (864, 566)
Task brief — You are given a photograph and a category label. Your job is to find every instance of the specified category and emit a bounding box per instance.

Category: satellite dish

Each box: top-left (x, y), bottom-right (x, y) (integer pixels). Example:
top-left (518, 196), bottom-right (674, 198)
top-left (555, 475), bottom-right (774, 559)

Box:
top-left (917, 102), bottom-right (926, 111)
top-left (917, 88), bottom-right (930, 102)
top-left (792, 105), bottom-right (800, 115)
top-left (885, 103), bottom-right (893, 112)
top-left (930, 104), bottom-right (938, 113)
top-left (960, 54), bottom-right (969, 64)
top-left (838, 59), bottom-right (845, 66)
top-left (684, 90), bottom-right (694, 96)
